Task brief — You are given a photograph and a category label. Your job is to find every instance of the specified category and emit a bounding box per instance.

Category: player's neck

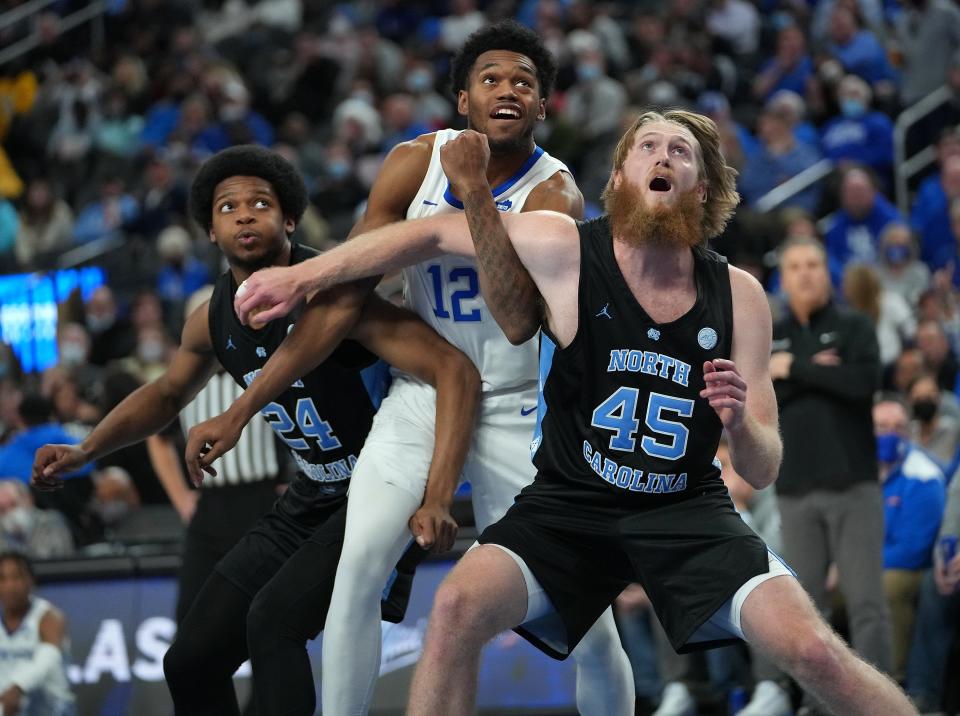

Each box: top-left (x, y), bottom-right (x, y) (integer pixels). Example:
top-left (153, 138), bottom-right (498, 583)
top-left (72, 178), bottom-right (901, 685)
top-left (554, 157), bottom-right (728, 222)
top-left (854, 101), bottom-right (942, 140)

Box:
top-left (485, 143), bottom-right (536, 187)
top-left (613, 239), bottom-right (695, 288)
top-left (229, 242), bottom-right (293, 285)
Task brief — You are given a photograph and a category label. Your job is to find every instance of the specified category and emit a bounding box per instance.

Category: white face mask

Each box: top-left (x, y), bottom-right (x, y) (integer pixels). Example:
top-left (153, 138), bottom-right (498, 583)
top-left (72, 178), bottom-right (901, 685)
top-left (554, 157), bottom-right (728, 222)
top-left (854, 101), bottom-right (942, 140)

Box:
top-left (86, 313), bottom-right (116, 334)
top-left (1, 506), bottom-right (35, 538)
top-left (59, 342), bottom-right (87, 366)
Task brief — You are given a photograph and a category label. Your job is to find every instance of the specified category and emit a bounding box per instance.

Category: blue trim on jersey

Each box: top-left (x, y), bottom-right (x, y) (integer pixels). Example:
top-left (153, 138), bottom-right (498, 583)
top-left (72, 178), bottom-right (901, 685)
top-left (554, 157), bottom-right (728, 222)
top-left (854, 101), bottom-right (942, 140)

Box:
top-left (442, 145), bottom-right (546, 209)
top-left (532, 334), bottom-right (557, 459)
top-left (361, 360), bottom-right (391, 410)
top-left (767, 547), bottom-right (798, 578)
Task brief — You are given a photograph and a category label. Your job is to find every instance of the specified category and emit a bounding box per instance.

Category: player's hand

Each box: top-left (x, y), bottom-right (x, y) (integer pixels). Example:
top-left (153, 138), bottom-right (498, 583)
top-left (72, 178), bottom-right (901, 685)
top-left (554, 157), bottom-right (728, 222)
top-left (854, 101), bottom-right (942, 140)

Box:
top-left (701, 359), bottom-right (747, 429)
top-left (0, 684), bottom-right (23, 715)
top-left (811, 348), bottom-right (840, 366)
top-left (234, 265), bottom-right (308, 327)
top-left (408, 502), bottom-right (458, 553)
top-left (768, 351), bottom-right (794, 380)
top-left (173, 490), bottom-right (199, 524)
top-left (934, 552), bottom-right (960, 596)
top-left (185, 413), bottom-right (245, 487)
top-left (439, 130), bottom-right (491, 198)
top-left (32, 444), bottom-right (89, 491)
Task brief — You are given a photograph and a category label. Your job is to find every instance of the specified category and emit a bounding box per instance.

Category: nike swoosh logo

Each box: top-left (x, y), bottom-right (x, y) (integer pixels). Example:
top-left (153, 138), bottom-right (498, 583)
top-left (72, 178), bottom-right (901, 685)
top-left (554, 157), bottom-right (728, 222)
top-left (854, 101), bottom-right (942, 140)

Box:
top-left (520, 406), bottom-right (536, 416)
top-left (422, 200), bottom-right (438, 206)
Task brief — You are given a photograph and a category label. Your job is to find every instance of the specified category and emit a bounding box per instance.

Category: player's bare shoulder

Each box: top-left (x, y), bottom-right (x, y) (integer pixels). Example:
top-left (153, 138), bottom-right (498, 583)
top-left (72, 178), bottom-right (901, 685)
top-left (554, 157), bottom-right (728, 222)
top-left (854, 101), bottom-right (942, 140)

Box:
top-left (728, 265), bottom-right (771, 316)
top-left (521, 170), bottom-right (584, 219)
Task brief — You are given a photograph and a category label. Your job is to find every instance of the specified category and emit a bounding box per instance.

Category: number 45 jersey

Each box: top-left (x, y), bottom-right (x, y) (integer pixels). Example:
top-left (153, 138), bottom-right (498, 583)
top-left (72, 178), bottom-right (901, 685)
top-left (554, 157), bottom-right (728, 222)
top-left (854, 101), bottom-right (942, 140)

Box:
top-left (405, 129), bottom-right (571, 392)
top-left (533, 216), bottom-right (734, 506)
top-left (209, 244), bottom-right (387, 497)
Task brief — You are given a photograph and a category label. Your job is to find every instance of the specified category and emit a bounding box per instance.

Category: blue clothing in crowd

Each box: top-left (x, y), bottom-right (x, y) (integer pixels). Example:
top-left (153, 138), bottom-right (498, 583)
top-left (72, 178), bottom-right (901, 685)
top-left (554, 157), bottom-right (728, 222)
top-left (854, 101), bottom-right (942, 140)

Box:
top-left (757, 55), bottom-right (815, 100)
top-left (738, 141), bottom-right (823, 214)
top-left (829, 30), bottom-right (897, 86)
top-left (825, 193), bottom-right (902, 266)
top-left (0, 424), bottom-right (93, 484)
top-left (820, 111), bottom-right (895, 175)
top-left (910, 173), bottom-right (955, 270)
top-left (883, 445), bottom-right (946, 570)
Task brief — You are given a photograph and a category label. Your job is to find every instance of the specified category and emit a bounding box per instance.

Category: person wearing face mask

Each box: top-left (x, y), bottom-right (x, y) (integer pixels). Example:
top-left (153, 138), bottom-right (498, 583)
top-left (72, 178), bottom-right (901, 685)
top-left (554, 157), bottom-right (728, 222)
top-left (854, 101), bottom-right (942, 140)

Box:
top-left (405, 61), bottom-right (453, 129)
top-left (820, 74), bottom-right (894, 184)
top-left (83, 286), bottom-right (136, 367)
top-left (908, 372), bottom-right (960, 465)
top-left (876, 222), bottom-right (931, 307)
top-left (562, 34), bottom-right (628, 144)
top-left (874, 396), bottom-right (947, 683)
top-left (0, 480), bottom-right (74, 560)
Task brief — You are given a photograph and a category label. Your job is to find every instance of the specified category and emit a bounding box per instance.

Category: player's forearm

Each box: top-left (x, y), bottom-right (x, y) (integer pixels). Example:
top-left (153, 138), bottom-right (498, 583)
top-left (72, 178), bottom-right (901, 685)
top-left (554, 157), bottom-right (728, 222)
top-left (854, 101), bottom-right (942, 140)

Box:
top-left (463, 187), bottom-right (542, 344)
top-left (726, 415), bottom-right (782, 490)
top-left (423, 357), bottom-right (481, 507)
top-left (230, 297), bottom-right (364, 425)
top-left (291, 215), bottom-right (473, 295)
top-left (81, 383), bottom-right (183, 461)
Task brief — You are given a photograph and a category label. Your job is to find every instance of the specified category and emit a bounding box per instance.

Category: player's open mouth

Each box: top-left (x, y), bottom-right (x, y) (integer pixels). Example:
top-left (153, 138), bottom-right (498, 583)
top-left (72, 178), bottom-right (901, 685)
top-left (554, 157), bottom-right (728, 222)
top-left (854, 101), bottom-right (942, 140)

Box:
top-left (490, 104), bottom-right (522, 121)
top-left (236, 231), bottom-right (261, 246)
top-left (649, 176), bottom-right (672, 192)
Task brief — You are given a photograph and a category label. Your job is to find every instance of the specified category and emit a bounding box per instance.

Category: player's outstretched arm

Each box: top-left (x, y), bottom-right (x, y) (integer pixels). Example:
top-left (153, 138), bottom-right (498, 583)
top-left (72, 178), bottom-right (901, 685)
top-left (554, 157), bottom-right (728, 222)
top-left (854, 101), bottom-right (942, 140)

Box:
top-left (33, 304), bottom-right (218, 490)
top-left (440, 131), bottom-right (584, 344)
top-left (235, 136), bottom-right (433, 326)
top-left (349, 296), bottom-right (482, 553)
top-left (701, 267), bottom-right (782, 489)
top-left (184, 282), bottom-right (367, 484)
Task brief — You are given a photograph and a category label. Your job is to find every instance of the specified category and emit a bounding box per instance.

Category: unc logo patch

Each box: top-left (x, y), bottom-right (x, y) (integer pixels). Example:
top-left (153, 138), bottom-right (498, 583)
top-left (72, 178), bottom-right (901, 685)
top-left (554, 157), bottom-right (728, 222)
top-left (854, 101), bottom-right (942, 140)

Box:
top-left (697, 327), bottom-right (718, 350)
top-left (256, 347), bottom-right (267, 358)
top-left (647, 328), bottom-right (661, 341)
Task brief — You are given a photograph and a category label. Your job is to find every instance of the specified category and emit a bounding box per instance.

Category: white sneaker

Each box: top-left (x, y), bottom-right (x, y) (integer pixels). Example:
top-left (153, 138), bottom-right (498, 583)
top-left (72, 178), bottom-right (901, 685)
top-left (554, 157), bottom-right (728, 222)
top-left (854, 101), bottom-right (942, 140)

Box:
top-left (738, 680), bottom-right (792, 716)
top-left (653, 682), bottom-right (696, 716)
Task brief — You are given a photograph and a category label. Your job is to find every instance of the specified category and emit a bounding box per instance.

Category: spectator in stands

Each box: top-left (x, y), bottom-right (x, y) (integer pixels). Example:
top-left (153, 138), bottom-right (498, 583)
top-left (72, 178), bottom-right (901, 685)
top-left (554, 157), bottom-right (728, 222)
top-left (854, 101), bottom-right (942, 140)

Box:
top-left (697, 91), bottom-right (759, 170)
top-left (811, 0), bottom-right (887, 47)
top-left (0, 393), bottom-right (92, 485)
top-left (874, 396), bottom-right (947, 682)
top-left (771, 237), bottom-right (893, 684)
top-left (0, 552), bottom-right (75, 716)
top-left (438, 0), bottom-right (486, 52)
top-left (843, 263), bottom-right (916, 366)
top-left (126, 323), bottom-right (175, 384)
top-left (895, 0), bottom-right (960, 107)
top-left (380, 93), bottom-right (432, 153)
top-left (825, 5), bottom-right (897, 88)
top-left (767, 89), bottom-right (820, 150)
top-left (90, 465), bottom-right (141, 531)
top-left (752, 23), bottom-right (815, 103)
top-left (562, 33), bottom-right (628, 146)
top-left (738, 100), bottom-right (823, 213)
top-left (820, 74), bottom-right (895, 181)
top-left (916, 318), bottom-right (960, 392)
top-left (93, 86), bottom-right (143, 163)
top-left (42, 366), bottom-right (98, 434)
top-left (912, 153), bottom-right (960, 270)
top-left (705, 0), bottom-right (760, 56)
top-left (403, 59), bottom-right (452, 130)
top-left (194, 80), bottom-right (275, 155)
top-left (155, 225), bottom-right (211, 312)
top-left (71, 175), bottom-right (140, 247)
top-left (0, 480), bottom-right (74, 559)
top-left (132, 153), bottom-right (188, 241)
top-left (906, 463), bottom-right (960, 713)
top-left (14, 178), bottom-right (74, 271)
top-left (876, 222), bottom-right (931, 307)
top-left (825, 166), bottom-right (902, 266)
top-left (313, 141), bottom-right (368, 242)
top-left (907, 372), bottom-right (960, 465)
top-left (84, 286), bottom-right (136, 366)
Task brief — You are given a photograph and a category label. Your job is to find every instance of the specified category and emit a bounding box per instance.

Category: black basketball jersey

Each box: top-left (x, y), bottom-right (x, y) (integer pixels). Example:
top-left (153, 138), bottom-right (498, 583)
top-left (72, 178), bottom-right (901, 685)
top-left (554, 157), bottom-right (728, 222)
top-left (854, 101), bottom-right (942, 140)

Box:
top-left (532, 216), bottom-right (734, 505)
top-left (209, 243), bottom-right (388, 497)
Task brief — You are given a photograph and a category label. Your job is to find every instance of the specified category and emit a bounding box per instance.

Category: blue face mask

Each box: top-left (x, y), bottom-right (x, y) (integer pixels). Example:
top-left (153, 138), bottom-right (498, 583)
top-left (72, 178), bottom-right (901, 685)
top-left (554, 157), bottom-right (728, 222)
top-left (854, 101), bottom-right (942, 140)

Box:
top-left (883, 244), bottom-right (910, 264)
top-left (840, 98), bottom-right (866, 118)
top-left (876, 432), bottom-right (905, 463)
top-left (577, 63), bottom-right (602, 82)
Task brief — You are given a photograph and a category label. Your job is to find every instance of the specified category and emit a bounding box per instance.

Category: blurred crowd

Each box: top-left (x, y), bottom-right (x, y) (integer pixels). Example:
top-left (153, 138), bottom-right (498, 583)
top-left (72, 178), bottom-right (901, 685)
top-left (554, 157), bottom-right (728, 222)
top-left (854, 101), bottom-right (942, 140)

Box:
top-left (1, 0), bottom-right (960, 714)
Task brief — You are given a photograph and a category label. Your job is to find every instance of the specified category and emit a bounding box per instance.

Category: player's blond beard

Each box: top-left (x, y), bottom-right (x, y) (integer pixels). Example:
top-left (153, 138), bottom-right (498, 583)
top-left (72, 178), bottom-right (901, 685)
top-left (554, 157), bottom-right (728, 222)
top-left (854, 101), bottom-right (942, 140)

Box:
top-left (605, 178), bottom-right (705, 249)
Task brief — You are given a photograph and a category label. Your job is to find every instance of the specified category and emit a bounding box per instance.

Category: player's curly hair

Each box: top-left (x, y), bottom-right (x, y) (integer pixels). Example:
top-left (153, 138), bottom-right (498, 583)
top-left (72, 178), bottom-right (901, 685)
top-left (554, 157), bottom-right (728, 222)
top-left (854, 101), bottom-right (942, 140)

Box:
top-left (0, 550), bottom-right (34, 579)
top-left (449, 19), bottom-right (558, 100)
top-left (189, 145), bottom-right (308, 234)
top-left (603, 109), bottom-right (740, 240)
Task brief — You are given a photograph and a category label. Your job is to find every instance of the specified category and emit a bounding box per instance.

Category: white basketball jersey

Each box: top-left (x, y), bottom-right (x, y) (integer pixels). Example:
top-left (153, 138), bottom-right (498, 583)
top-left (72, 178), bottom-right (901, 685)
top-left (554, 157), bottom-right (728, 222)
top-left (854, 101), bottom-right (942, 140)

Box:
top-left (404, 129), bottom-right (571, 392)
top-left (0, 597), bottom-right (73, 706)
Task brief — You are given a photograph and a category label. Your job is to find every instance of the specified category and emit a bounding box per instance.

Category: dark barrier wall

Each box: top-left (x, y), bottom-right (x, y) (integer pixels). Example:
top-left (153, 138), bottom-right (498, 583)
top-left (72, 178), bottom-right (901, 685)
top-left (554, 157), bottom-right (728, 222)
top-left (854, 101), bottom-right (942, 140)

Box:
top-left (38, 558), bottom-right (576, 714)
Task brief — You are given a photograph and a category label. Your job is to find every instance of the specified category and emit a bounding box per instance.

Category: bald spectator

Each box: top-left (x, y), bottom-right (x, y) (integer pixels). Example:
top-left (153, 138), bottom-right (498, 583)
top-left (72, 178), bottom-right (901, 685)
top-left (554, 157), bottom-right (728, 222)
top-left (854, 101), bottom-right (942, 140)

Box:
top-left (824, 167), bottom-right (902, 266)
top-left (0, 480), bottom-right (74, 559)
top-left (820, 75), bottom-right (894, 180)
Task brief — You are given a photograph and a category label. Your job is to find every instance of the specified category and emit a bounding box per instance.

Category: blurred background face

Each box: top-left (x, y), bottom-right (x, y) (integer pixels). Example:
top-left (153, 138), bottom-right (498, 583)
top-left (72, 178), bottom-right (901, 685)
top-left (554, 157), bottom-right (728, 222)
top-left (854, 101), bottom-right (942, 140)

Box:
top-left (841, 170), bottom-right (875, 218)
top-left (880, 225), bottom-right (913, 267)
top-left (916, 322), bottom-right (949, 365)
top-left (780, 243), bottom-right (831, 308)
top-left (0, 558), bottom-right (32, 613)
top-left (874, 401), bottom-right (909, 436)
top-left (894, 348), bottom-right (925, 392)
